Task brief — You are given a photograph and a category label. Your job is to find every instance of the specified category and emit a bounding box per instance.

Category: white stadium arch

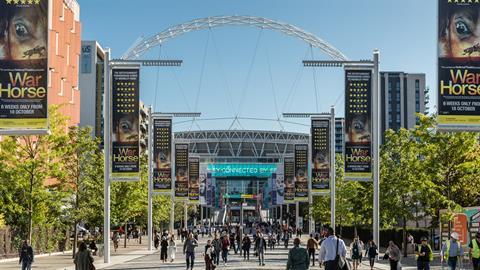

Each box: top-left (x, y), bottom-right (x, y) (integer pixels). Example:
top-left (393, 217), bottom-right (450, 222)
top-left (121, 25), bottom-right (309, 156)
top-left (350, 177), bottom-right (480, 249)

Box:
top-left (121, 15), bottom-right (348, 61)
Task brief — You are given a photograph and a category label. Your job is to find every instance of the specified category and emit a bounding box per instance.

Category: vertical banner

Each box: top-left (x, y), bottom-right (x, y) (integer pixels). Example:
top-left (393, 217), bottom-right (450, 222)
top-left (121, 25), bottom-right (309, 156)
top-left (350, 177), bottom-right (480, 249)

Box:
top-left (188, 156), bottom-right (200, 203)
top-left (111, 67), bottom-right (140, 181)
top-left (275, 163), bottom-right (284, 205)
top-left (174, 143), bottom-right (189, 200)
top-left (311, 119), bottom-right (331, 194)
top-left (438, 0), bottom-right (480, 130)
top-left (294, 144), bottom-right (308, 201)
top-left (206, 172), bottom-right (213, 206)
top-left (0, 0), bottom-right (49, 132)
top-left (153, 118), bottom-right (172, 193)
top-left (284, 157), bottom-right (295, 204)
top-left (199, 164), bottom-right (207, 205)
top-left (344, 69), bottom-right (372, 181)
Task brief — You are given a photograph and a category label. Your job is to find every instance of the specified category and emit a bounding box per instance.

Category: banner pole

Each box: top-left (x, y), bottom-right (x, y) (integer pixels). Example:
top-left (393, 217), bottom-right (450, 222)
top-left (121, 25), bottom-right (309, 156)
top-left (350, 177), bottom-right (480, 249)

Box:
top-left (330, 106), bottom-right (336, 230)
top-left (147, 106), bottom-right (153, 251)
top-left (103, 48), bottom-right (111, 264)
top-left (373, 50), bottom-right (380, 251)
top-left (308, 132), bottom-right (313, 234)
top-left (170, 126), bottom-right (175, 234)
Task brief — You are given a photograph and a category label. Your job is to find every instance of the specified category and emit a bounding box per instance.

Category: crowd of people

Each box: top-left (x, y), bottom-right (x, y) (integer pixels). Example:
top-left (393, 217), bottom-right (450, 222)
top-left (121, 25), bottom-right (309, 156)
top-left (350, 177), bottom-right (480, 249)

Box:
top-left (14, 223), bottom-right (480, 270)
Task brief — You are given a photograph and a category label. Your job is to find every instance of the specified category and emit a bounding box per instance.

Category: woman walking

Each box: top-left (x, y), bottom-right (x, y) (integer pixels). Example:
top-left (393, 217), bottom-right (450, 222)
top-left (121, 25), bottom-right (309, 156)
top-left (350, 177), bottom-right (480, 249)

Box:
top-left (168, 235), bottom-right (177, 262)
top-left (160, 235), bottom-right (169, 263)
top-left (350, 236), bottom-right (364, 270)
top-left (365, 239), bottom-right (378, 270)
top-left (385, 241), bottom-right (401, 270)
top-left (242, 234), bottom-right (251, 261)
top-left (204, 240), bottom-right (215, 270)
top-left (74, 242), bottom-right (94, 270)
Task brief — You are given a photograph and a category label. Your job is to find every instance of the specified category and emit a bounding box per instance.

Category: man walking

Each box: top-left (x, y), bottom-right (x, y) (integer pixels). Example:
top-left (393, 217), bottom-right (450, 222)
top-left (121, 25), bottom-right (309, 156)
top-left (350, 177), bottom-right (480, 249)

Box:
top-left (221, 233), bottom-right (230, 265)
top-left (318, 227), bottom-right (347, 270)
top-left (211, 233), bottom-right (222, 266)
top-left (287, 238), bottom-right (310, 270)
top-left (19, 240), bottom-right (34, 270)
top-left (183, 233), bottom-right (198, 270)
top-left (469, 232), bottom-right (480, 270)
top-left (441, 232), bottom-right (464, 270)
top-left (416, 237), bottom-right (433, 270)
top-left (255, 232), bottom-right (267, 266)
top-left (307, 234), bottom-right (319, 266)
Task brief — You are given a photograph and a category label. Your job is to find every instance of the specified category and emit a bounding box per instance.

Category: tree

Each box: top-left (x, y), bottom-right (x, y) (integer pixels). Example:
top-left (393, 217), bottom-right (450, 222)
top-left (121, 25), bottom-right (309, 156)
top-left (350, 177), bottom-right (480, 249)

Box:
top-left (61, 126), bottom-right (103, 256)
top-left (380, 127), bottom-right (429, 256)
top-left (0, 105), bottom-right (73, 251)
top-left (414, 114), bottom-right (480, 231)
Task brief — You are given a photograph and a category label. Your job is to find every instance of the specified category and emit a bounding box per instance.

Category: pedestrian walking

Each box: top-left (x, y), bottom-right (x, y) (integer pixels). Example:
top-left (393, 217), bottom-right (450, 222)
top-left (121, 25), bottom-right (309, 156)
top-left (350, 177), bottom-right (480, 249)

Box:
top-left (221, 233), bottom-right (230, 265)
top-left (212, 234), bottom-right (222, 266)
top-left (255, 232), bottom-right (267, 266)
top-left (229, 233), bottom-right (237, 254)
top-left (160, 235), bottom-right (169, 262)
top-left (469, 232), bottom-right (480, 270)
top-left (284, 231), bottom-right (290, 248)
top-left (318, 227), bottom-right (347, 270)
top-left (441, 232), bottom-right (464, 270)
top-left (365, 239), bottom-right (378, 270)
top-left (242, 234), bottom-right (252, 260)
top-left (204, 240), bottom-right (216, 270)
top-left (154, 232), bottom-right (160, 250)
top-left (350, 236), bottom-right (364, 270)
top-left (112, 231), bottom-right (120, 252)
top-left (19, 240), bottom-right (34, 270)
top-left (183, 233), bottom-right (198, 270)
top-left (416, 237), bottom-right (433, 270)
top-left (168, 235), bottom-right (177, 262)
top-left (307, 234), bottom-right (319, 266)
top-left (268, 234), bottom-right (275, 250)
top-left (385, 241), bottom-right (401, 270)
top-left (73, 242), bottom-right (94, 270)
top-left (287, 238), bottom-right (310, 270)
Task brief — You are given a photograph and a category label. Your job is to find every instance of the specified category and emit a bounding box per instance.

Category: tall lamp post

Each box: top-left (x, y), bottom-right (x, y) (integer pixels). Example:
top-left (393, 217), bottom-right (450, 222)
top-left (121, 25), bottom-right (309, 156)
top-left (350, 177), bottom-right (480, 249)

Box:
top-left (302, 50), bottom-right (380, 247)
top-left (150, 112), bottom-right (201, 238)
top-left (103, 53), bottom-right (183, 263)
top-left (283, 110), bottom-right (335, 234)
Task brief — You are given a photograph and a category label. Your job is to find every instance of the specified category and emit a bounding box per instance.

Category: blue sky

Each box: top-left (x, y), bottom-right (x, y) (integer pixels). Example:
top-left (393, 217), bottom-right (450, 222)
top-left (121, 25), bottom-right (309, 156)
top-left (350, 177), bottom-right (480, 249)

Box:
top-left (79, 0), bottom-right (436, 133)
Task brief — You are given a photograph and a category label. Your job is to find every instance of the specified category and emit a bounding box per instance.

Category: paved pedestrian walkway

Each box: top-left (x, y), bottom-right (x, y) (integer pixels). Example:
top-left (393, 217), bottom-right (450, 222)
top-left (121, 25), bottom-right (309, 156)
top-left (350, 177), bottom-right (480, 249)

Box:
top-left (0, 237), bottom-right (153, 270)
top-left (1, 235), bottom-right (476, 270)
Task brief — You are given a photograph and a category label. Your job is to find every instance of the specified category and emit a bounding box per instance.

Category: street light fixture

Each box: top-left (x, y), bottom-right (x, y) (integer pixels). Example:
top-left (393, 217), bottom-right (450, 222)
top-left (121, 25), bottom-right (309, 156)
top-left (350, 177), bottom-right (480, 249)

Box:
top-left (303, 51), bottom-right (380, 254)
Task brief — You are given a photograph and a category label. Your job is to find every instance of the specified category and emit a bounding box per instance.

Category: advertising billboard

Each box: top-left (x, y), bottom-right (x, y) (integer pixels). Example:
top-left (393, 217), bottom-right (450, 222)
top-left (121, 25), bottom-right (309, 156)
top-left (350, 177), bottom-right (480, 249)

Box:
top-left (174, 143), bottom-right (189, 200)
top-left (344, 69), bottom-right (372, 181)
top-left (311, 118), bottom-right (330, 194)
top-left (188, 156), bottom-right (200, 203)
top-left (294, 144), bottom-right (308, 201)
top-left (153, 118), bottom-right (172, 193)
top-left (199, 164), bottom-right (207, 205)
top-left (284, 157), bottom-right (295, 204)
top-left (438, 0), bottom-right (480, 130)
top-left (111, 67), bottom-right (140, 181)
top-left (0, 0), bottom-right (49, 132)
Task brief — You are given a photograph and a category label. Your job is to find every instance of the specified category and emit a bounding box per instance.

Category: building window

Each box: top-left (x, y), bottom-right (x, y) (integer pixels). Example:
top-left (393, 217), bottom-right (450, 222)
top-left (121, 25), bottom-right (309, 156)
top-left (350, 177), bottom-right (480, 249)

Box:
top-left (396, 106), bottom-right (400, 113)
top-left (48, 69), bottom-right (53, 88)
top-left (59, 78), bottom-right (65, 96)
top-left (66, 45), bottom-right (70, 65)
top-left (70, 87), bottom-right (75, 104)
top-left (60, 4), bottom-right (65, 21)
top-left (55, 32), bottom-right (59, 55)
